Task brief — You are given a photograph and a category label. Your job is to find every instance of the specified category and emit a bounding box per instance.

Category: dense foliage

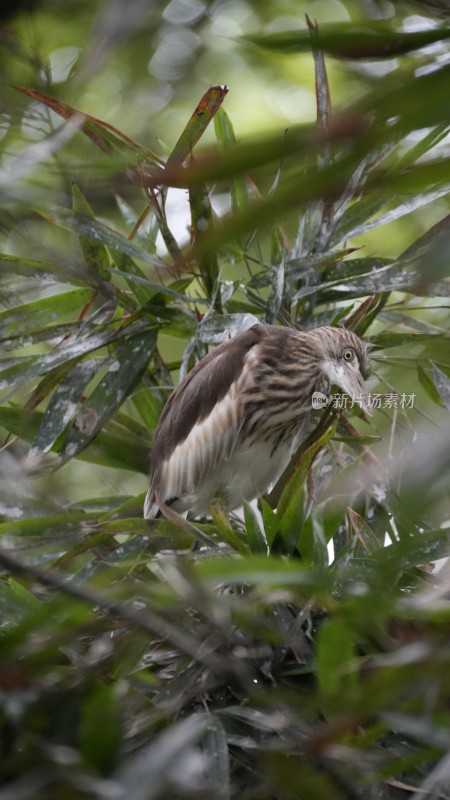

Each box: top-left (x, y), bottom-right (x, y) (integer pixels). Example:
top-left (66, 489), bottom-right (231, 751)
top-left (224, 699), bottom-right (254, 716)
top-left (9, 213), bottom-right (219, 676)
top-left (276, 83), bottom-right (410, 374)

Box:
top-left (0, 2), bottom-right (450, 798)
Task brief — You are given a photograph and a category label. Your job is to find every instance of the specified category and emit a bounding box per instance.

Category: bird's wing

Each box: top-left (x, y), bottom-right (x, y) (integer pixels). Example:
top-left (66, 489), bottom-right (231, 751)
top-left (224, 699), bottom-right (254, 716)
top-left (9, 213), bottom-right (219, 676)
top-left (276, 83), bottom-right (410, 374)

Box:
top-left (144, 325), bottom-right (267, 517)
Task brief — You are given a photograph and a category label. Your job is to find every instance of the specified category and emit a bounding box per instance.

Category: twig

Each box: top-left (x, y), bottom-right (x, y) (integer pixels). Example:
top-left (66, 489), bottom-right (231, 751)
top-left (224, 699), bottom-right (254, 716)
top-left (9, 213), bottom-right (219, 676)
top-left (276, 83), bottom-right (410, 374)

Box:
top-left (0, 549), bottom-right (241, 681)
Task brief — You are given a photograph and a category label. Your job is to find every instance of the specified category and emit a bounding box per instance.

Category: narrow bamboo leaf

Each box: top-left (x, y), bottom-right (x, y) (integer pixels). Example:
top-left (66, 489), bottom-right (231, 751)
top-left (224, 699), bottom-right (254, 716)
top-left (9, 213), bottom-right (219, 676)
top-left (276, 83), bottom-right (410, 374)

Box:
top-left (243, 501), bottom-right (267, 555)
top-left (245, 23), bottom-right (450, 59)
top-left (112, 410), bottom-right (149, 440)
top-left (109, 268), bottom-right (208, 305)
top-left (346, 507), bottom-right (381, 556)
top-left (266, 261), bottom-right (285, 324)
top-left (0, 288), bottom-right (93, 341)
top-left (81, 426), bottom-right (149, 472)
top-left (72, 184), bottom-right (111, 280)
top-left (375, 528), bottom-right (450, 572)
top-left (0, 357), bottom-right (38, 391)
top-left (189, 183), bottom-right (219, 303)
top-left (332, 185), bottom-right (450, 246)
top-left (371, 331), bottom-right (450, 349)
top-left (316, 619), bottom-right (357, 716)
top-left (273, 475), bottom-right (306, 557)
top-left (0, 580), bottom-right (41, 623)
top-left (12, 85), bottom-right (163, 164)
top-left (273, 423), bottom-right (338, 556)
top-left (193, 554), bottom-right (328, 591)
top-left (147, 189), bottom-right (182, 261)
top-left (394, 123), bottom-right (450, 172)
top-left (296, 267), bottom-right (450, 301)
top-left (30, 360), bottom-right (98, 457)
top-left (114, 194), bottom-right (159, 252)
top-left (80, 683), bottom-right (122, 775)
top-left (432, 364), bottom-right (450, 411)
top-left (7, 578), bottom-right (41, 611)
top-left (166, 85), bottom-right (229, 167)
top-left (418, 365), bottom-right (445, 407)
top-left (113, 251), bottom-right (155, 304)
top-left (204, 717), bottom-right (231, 800)
top-left (210, 504), bottom-right (248, 554)
top-left (131, 387), bottom-right (164, 432)
top-left (214, 107), bottom-right (248, 211)
top-left (278, 423), bottom-right (338, 520)
top-left (0, 511), bottom-right (101, 539)
top-left (37, 206), bottom-right (167, 269)
top-left (259, 498), bottom-right (280, 550)
top-left (198, 313), bottom-right (260, 344)
top-left (60, 330), bottom-right (156, 459)
top-left (0, 407), bottom-right (148, 472)
top-left (0, 324), bottom-right (149, 396)
top-left (0, 252), bottom-right (84, 285)
top-left (297, 515), bottom-right (329, 567)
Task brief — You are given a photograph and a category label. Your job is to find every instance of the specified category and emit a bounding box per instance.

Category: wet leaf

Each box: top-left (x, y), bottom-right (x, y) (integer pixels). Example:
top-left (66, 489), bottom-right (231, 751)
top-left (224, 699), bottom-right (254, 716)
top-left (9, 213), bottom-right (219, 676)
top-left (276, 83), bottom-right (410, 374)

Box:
top-left (60, 330), bottom-right (156, 459)
top-left (30, 359), bottom-right (98, 457)
top-left (0, 406), bottom-right (148, 472)
top-left (0, 288), bottom-right (93, 341)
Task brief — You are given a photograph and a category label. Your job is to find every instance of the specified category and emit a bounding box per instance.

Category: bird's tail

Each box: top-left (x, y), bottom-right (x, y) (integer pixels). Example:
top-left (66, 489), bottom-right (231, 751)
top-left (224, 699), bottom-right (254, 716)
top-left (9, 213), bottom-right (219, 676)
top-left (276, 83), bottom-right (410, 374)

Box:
top-left (143, 490), bottom-right (159, 519)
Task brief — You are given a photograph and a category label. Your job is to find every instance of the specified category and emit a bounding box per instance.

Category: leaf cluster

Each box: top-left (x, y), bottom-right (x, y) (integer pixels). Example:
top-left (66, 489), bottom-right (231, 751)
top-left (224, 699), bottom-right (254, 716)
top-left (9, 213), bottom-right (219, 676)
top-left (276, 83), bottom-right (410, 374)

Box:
top-left (0, 7), bottom-right (450, 799)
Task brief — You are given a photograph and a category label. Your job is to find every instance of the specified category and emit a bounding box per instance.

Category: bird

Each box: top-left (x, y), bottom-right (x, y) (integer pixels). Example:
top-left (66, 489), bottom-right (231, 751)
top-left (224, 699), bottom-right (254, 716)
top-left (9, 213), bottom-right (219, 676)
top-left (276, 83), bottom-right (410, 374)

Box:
top-left (144, 324), bottom-right (371, 519)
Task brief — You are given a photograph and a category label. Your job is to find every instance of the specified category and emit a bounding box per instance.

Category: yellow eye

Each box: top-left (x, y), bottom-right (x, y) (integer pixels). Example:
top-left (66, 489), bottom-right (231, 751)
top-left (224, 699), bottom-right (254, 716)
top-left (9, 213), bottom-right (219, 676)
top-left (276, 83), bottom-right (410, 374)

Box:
top-left (343, 348), bottom-right (354, 361)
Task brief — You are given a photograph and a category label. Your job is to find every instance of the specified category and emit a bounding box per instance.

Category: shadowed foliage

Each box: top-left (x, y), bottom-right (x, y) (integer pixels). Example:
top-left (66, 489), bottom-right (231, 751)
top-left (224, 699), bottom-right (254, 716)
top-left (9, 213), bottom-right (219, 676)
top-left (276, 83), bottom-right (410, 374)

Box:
top-left (0, 2), bottom-right (450, 798)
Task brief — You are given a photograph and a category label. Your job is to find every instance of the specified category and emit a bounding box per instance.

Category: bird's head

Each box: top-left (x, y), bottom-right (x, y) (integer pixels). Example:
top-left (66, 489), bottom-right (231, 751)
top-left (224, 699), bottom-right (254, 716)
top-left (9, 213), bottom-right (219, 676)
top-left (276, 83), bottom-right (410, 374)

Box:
top-left (314, 327), bottom-right (372, 415)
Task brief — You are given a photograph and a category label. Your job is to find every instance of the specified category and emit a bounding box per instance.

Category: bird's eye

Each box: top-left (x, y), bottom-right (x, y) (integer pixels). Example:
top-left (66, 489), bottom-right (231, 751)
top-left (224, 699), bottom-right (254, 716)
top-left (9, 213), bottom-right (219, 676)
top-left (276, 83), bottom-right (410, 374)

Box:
top-left (343, 348), bottom-right (355, 361)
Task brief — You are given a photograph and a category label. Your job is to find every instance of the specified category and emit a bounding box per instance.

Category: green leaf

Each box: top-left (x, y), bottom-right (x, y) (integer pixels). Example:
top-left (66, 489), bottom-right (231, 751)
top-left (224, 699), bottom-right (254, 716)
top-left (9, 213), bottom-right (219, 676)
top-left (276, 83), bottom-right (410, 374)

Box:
top-left (245, 23), bottom-right (450, 59)
top-left (274, 422), bottom-right (338, 556)
top-left (30, 359), bottom-right (98, 457)
top-left (432, 363), bottom-right (450, 411)
top-left (189, 182), bottom-right (219, 302)
top-left (80, 683), bottom-right (122, 775)
top-left (193, 554), bottom-right (328, 591)
top-left (375, 528), bottom-right (450, 572)
top-left (37, 205), bottom-right (166, 269)
top-left (260, 498), bottom-right (280, 550)
top-left (417, 364), bottom-right (444, 407)
top-left (316, 618), bottom-right (357, 713)
top-left (0, 253), bottom-right (84, 284)
top-left (60, 330), bottom-right (156, 459)
top-left (243, 501), bottom-right (267, 555)
top-left (209, 503), bottom-right (248, 554)
top-left (0, 406), bottom-right (148, 472)
top-left (214, 107), bottom-right (248, 211)
top-left (72, 184), bottom-right (111, 280)
top-left (0, 288), bottom-right (93, 341)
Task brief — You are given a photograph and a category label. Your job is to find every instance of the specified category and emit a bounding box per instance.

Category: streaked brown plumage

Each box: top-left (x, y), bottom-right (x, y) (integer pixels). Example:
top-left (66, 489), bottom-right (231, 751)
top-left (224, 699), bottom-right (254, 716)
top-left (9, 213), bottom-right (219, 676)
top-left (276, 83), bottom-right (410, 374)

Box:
top-left (144, 324), bottom-right (371, 519)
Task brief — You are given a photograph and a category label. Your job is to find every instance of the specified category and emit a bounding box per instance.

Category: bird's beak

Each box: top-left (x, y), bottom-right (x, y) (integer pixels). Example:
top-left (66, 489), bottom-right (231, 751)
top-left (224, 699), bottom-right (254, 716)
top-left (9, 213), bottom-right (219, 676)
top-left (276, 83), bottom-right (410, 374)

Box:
top-left (339, 369), bottom-right (373, 416)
